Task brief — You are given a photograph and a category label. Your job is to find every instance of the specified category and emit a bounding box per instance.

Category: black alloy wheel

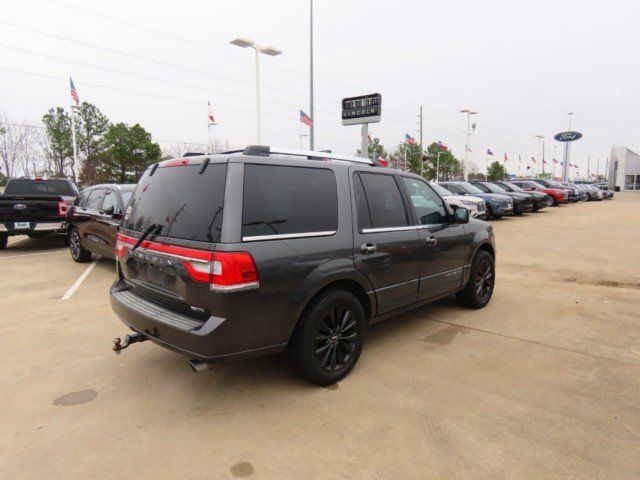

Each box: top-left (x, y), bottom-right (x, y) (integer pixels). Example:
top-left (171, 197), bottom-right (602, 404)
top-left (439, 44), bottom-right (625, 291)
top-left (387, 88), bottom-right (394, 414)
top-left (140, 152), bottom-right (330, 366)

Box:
top-left (475, 259), bottom-right (494, 304)
top-left (456, 250), bottom-right (495, 309)
top-left (314, 306), bottom-right (359, 372)
top-left (289, 289), bottom-right (366, 385)
top-left (69, 228), bottom-right (92, 262)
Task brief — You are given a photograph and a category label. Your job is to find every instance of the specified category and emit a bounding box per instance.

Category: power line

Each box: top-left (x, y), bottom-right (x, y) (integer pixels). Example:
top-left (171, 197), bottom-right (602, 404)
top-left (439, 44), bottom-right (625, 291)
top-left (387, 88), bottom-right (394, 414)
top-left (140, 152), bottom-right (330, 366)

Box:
top-left (0, 44), bottom-right (340, 115)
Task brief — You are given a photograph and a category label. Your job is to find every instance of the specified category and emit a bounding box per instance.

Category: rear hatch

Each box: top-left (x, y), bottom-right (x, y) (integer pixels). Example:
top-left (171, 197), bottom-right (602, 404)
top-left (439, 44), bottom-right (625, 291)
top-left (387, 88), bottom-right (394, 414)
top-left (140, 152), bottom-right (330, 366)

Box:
top-left (0, 179), bottom-right (76, 223)
top-left (116, 158), bottom-right (232, 318)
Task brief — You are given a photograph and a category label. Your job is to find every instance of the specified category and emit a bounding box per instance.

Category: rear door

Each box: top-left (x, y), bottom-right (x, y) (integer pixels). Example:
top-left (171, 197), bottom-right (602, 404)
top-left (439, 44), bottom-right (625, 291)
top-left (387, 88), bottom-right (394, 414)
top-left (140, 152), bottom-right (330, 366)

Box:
top-left (400, 176), bottom-right (469, 300)
top-left (352, 170), bottom-right (421, 315)
top-left (77, 188), bottom-right (105, 253)
top-left (93, 189), bottom-right (122, 257)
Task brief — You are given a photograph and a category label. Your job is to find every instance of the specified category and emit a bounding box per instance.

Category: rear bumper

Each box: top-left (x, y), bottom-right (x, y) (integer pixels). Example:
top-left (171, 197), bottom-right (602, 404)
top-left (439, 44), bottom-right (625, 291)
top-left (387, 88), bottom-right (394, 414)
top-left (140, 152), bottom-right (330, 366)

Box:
top-left (109, 279), bottom-right (286, 362)
top-left (0, 221), bottom-right (65, 235)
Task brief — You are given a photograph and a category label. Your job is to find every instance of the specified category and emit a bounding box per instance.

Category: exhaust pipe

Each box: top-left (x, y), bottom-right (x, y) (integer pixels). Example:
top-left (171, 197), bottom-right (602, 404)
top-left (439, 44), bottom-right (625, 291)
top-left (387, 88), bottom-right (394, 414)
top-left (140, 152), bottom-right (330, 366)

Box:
top-left (188, 359), bottom-right (212, 373)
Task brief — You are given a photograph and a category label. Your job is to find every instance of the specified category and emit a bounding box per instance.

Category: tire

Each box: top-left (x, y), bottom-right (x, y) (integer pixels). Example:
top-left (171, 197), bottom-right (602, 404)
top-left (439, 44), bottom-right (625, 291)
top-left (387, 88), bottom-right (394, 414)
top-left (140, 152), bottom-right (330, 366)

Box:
top-left (68, 228), bottom-right (92, 263)
top-left (288, 289), bottom-right (366, 386)
top-left (0, 233), bottom-right (7, 249)
top-left (456, 250), bottom-right (495, 309)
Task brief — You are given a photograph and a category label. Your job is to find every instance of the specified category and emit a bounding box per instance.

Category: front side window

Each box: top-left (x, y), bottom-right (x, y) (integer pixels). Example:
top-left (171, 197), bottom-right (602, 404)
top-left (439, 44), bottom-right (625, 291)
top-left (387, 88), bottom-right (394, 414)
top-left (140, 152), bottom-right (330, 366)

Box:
top-left (441, 183), bottom-right (464, 195)
top-left (84, 189), bottom-right (105, 210)
top-left (402, 177), bottom-right (447, 225)
top-left (242, 164), bottom-right (338, 239)
top-left (358, 173), bottom-right (408, 229)
top-left (473, 183), bottom-right (491, 193)
top-left (101, 190), bottom-right (120, 214)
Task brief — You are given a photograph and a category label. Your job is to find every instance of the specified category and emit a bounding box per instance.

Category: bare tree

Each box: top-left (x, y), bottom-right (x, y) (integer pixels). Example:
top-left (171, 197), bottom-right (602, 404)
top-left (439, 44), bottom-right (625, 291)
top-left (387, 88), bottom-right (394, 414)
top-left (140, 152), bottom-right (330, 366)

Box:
top-left (0, 111), bottom-right (31, 178)
top-left (161, 140), bottom-right (234, 159)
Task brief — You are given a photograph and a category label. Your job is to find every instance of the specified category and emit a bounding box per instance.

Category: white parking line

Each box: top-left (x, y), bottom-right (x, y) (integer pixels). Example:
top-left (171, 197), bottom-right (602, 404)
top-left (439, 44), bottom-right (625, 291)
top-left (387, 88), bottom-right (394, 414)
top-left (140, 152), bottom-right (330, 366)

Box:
top-left (61, 258), bottom-right (99, 301)
top-left (0, 249), bottom-right (68, 260)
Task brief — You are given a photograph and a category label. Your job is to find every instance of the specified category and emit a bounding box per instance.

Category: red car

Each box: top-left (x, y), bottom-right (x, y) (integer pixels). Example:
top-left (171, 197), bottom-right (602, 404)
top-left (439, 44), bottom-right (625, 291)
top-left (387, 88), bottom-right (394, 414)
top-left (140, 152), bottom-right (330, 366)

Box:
top-left (510, 180), bottom-right (568, 206)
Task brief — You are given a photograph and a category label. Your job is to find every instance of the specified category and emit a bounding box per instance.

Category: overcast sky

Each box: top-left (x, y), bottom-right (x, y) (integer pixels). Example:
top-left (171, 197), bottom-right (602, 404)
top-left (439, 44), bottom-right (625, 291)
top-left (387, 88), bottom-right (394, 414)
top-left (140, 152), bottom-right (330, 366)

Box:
top-left (2, 0), bottom-right (639, 176)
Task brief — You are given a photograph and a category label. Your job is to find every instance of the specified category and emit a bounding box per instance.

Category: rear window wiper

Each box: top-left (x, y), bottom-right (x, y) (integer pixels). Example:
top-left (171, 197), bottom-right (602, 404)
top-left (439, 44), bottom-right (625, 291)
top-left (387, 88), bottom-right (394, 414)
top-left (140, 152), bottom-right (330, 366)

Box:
top-left (131, 223), bottom-right (161, 252)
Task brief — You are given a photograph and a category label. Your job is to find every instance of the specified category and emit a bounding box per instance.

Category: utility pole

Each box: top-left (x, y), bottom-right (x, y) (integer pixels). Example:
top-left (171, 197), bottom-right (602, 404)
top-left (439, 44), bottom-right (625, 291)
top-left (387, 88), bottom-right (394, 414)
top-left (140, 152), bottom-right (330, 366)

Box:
top-left (587, 155), bottom-right (591, 179)
top-left (418, 105), bottom-right (423, 177)
top-left (309, 0), bottom-right (315, 150)
top-left (596, 157), bottom-right (600, 180)
top-left (460, 109), bottom-right (477, 181)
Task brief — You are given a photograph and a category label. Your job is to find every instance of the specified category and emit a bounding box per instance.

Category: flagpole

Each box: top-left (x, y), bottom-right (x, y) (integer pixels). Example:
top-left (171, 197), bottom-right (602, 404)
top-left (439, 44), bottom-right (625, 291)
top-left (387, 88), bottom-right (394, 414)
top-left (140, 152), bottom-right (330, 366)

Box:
top-left (70, 104), bottom-right (79, 184)
top-left (298, 110), bottom-right (302, 148)
top-left (207, 123), bottom-right (212, 154)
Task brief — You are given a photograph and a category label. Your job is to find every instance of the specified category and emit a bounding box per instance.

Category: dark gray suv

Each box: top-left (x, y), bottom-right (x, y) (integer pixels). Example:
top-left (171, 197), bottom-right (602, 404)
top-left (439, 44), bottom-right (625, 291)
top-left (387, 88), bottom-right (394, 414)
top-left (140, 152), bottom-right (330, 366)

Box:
top-left (110, 146), bottom-right (496, 385)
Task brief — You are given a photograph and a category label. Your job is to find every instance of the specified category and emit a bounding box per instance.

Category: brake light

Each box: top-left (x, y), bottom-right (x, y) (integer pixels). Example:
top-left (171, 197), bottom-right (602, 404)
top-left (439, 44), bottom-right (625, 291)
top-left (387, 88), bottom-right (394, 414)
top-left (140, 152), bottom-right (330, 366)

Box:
top-left (114, 234), bottom-right (258, 291)
top-left (115, 232), bottom-right (129, 258)
top-left (164, 158), bottom-right (190, 167)
top-left (58, 200), bottom-right (69, 217)
top-left (184, 252), bottom-right (258, 290)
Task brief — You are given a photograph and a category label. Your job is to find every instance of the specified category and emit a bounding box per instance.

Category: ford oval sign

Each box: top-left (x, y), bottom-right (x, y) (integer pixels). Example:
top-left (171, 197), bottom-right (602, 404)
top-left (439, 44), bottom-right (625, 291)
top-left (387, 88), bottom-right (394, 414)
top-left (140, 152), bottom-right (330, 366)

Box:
top-left (554, 131), bottom-right (583, 142)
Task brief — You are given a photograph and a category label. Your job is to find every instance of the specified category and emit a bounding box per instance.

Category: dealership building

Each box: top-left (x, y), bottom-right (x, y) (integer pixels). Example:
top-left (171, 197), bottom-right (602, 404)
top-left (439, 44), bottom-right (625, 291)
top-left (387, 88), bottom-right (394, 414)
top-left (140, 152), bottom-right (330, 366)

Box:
top-left (609, 145), bottom-right (640, 191)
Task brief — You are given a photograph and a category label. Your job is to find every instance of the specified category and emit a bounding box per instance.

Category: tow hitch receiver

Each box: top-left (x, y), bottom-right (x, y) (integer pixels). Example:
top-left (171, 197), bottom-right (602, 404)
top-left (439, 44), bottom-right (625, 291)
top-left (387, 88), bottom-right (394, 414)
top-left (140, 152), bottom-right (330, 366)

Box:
top-left (113, 332), bottom-right (148, 354)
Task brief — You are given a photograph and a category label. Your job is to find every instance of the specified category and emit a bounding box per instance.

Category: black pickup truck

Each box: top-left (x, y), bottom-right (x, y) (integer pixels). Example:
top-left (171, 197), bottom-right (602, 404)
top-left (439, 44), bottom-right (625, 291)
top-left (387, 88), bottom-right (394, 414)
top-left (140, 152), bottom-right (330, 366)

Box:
top-left (0, 177), bottom-right (78, 249)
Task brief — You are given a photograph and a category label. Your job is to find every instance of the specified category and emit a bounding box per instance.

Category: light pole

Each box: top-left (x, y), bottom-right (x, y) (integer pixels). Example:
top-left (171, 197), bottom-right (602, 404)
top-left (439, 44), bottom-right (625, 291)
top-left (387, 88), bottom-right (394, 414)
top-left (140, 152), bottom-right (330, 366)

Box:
top-left (309, 0), bottom-right (315, 150)
top-left (535, 135), bottom-right (544, 177)
top-left (230, 38), bottom-right (282, 144)
top-left (562, 112), bottom-right (574, 181)
top-left (460, 109), bottom-right (477, 181)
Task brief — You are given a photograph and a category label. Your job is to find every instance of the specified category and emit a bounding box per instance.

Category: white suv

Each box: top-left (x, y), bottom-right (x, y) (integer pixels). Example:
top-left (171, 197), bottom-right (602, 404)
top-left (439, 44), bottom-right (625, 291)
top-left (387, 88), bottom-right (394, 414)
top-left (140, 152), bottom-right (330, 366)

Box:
top-left (430, 182), bottom-right (487, 219)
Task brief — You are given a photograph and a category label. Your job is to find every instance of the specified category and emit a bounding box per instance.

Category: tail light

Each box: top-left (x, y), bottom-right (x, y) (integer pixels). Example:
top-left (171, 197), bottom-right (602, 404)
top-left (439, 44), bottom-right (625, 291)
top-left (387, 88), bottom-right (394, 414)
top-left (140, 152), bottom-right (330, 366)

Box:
top-left (114, 233), bottom-right (258, 291)
top-left (58, 201), bottom-right (70, 217)
top-left (115, 233), bottom-right (129, 258)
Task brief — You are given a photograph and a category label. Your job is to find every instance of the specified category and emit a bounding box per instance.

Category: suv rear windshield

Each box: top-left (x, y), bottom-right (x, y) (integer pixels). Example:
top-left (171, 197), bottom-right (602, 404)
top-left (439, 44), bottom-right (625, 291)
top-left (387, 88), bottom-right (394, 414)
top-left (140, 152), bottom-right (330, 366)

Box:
top-left (123, 163), bottom-right (227, 243)
top-left (4, 179), bottom-right (77, 196)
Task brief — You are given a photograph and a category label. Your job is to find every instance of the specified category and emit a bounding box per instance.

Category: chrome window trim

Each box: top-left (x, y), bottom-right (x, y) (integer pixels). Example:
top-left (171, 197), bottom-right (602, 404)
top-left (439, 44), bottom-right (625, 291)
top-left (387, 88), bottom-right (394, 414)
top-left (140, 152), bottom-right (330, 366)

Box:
top-left (242, 230), bottom-right (337, 242)
top-left (361, 224), bottom-right (440, 234)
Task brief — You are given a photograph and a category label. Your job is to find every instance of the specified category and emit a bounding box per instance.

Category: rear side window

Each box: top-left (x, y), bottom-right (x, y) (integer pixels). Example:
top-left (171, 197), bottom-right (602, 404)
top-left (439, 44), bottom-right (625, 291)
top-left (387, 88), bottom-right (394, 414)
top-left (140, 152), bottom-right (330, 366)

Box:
top-left (242, 164), bottom-right (338, 239)
top-left (124, 163), bottom-right (227, 243)
top-left (85, 189), bottom-right (105, 210)
top-left (358, 173), bottom-right (408, 228)
top-left (353, 174), bottom-right (371, 230)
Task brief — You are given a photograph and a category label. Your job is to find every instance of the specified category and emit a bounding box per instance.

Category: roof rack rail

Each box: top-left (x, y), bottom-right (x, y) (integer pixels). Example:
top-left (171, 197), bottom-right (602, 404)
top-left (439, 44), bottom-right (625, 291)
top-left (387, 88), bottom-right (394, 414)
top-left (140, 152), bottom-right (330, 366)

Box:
top-left (241, 145), bottom-right (375, 166)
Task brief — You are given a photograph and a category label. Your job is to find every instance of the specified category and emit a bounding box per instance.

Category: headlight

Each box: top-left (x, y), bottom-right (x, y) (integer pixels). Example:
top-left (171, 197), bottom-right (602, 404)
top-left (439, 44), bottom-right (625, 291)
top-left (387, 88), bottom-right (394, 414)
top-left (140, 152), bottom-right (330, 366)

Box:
top-left (461, 200), bottom-right (476, 206)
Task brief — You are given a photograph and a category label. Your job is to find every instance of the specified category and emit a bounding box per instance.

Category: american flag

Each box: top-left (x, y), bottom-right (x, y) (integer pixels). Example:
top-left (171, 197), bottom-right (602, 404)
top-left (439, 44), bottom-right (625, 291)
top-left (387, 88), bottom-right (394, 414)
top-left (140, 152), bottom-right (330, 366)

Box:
top-left (552, 158), bottom-right (558, 164)
top-left (486, 148), bottom-right (494, 156)
top-left (531, 156), bottom-right (536, 164)
top-left (208, 100), bottom-right (215, 124)
top-left (69, 77), bottom-right (79, 106)
top-left (405, 134), bottom-right (416, 144)
top-left (503, 153), bottom-right (508, 163)
top-left (300, 110), bottom-right (313, 126)
top-left (438, 141), bottom-right (448, 151)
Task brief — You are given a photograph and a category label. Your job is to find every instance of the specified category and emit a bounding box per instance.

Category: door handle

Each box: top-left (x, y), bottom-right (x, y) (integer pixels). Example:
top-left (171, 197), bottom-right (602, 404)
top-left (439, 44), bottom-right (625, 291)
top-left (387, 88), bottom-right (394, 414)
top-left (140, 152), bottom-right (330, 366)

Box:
top-left (360, 243), bottom-right (377, 254)
top-left (425, 235), bottom-right (438, 246)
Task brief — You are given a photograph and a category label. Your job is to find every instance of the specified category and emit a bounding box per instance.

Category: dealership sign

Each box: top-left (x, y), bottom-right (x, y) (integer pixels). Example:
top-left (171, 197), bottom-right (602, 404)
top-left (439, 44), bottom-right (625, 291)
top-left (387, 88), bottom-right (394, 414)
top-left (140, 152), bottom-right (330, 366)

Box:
top-left (341, 93), bottom-right (382, 126)
top-left (554, 131), bottom-right (583, 142)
